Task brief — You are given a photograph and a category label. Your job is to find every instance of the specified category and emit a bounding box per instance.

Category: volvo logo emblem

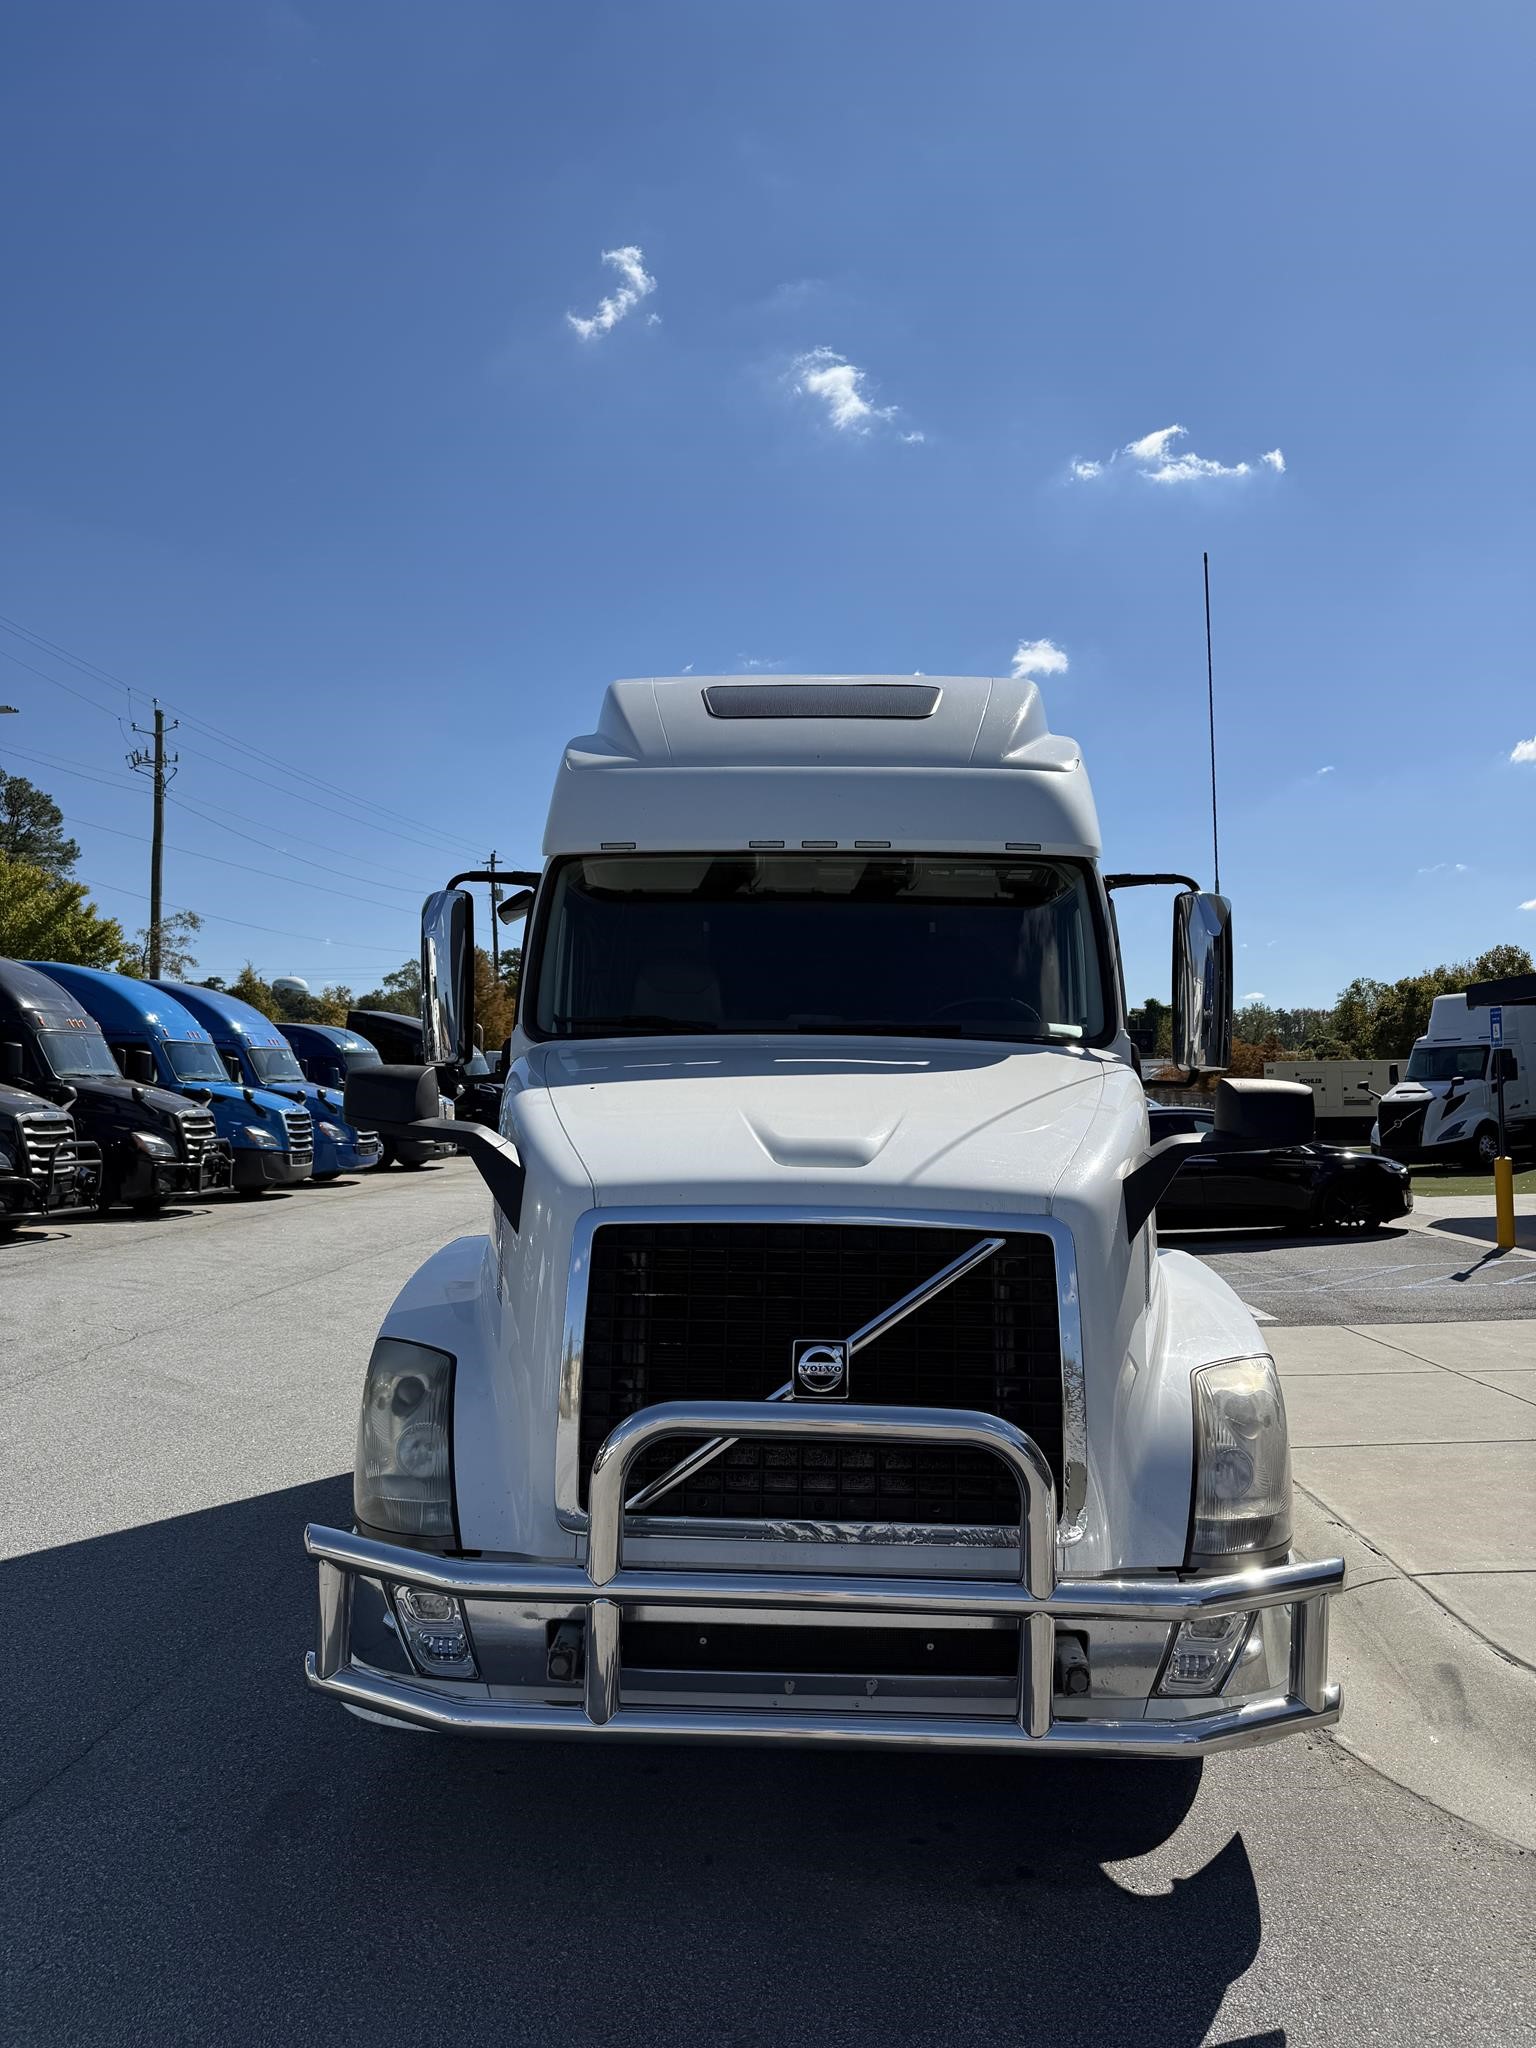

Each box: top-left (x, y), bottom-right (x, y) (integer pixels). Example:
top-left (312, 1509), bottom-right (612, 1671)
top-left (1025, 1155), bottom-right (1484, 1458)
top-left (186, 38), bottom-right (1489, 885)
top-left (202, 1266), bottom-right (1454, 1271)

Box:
top-left (792, 1338), bottom-right (849, 1399)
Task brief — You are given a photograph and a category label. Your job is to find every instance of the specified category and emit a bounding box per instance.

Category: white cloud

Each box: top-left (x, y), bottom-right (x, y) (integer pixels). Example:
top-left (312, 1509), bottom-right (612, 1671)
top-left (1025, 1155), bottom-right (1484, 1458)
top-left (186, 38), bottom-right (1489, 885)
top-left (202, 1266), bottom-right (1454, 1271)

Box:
top-left (1242, 991), bottom-right (1267, 1003)
top-left (1522, 898), bottom-right (1536, 912)
top-left (681, 662), bottom-right (694, 673)
top-left (1068, 422), bottom-right (1284, 487)
top-left (1316, 764), bottom-right (1335, 776)
top-left (1418, 861), bottom-right (1470, 874)
top-left (1010, 638), bottom-right (1070, 682)
top-left (1123, 424), bottom-right (1187, 463)
top-left (1511, 737), bottom-right (1536, 764)
top-left (566, 245), bottom-right (657, 341)
top-left (791, 348), bottom-right (916, 440)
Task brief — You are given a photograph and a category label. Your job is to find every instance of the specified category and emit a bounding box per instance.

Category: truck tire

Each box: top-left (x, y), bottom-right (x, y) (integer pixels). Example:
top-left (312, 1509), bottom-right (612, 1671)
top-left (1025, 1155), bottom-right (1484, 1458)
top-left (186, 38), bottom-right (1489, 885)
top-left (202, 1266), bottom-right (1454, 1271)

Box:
top-left (1471, 1125), bottom-right (1500, 1170)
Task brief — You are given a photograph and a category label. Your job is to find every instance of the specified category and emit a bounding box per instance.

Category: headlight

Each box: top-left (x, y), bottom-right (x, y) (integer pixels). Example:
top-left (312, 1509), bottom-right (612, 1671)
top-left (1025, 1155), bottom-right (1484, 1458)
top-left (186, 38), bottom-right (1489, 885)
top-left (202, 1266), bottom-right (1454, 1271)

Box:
top-left (130, 1131), bottom-right (177, 1158)
top-left (241, 1125), bottom-right (279, 1148)
top-left (1188, 1356), bottom-right (1291, 1564)
top-left (355, 1337), bottom-right (455, 1539)
top-left (317, 1121), bottom-right (345, 1140)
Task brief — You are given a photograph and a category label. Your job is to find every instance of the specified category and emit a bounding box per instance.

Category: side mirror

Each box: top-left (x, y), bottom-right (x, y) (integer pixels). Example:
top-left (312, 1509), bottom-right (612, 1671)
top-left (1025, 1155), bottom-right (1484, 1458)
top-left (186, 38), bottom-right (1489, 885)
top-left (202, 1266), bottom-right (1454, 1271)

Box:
top-left (125, 1047), bottom-right (156, 1085)
top-left (343, 1063), bottom-right (444, 1139)
top-left (0, 1041), bottom-right (21, 1083)
top-left (1213, 1078), bottom-right (1314, 1147)
top-left (495, 888), bottom-right (535, 926)
top-left (1172, 891), bottom-right (1233, 1074)
top-left (421, 888), bottom-right (475, 1066)
top-left (1493, 1049), bottom-right (1519, 1083)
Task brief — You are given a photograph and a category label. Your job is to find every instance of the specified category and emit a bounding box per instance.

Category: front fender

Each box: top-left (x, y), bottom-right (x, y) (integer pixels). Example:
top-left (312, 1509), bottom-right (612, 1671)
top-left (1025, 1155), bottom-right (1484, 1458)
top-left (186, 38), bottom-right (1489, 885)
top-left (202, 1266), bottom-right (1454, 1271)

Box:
top-left (1102, 1249), bottom-right (1275, 1570)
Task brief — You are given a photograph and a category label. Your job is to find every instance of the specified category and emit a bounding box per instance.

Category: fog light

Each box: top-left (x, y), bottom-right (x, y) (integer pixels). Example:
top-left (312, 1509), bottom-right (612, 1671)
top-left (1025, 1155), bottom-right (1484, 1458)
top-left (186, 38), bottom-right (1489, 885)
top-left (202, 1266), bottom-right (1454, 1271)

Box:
top-left (392, 1583), bottom-right (478, 1678)
top-left (1156, 1612), bottom-right (1254, 1696)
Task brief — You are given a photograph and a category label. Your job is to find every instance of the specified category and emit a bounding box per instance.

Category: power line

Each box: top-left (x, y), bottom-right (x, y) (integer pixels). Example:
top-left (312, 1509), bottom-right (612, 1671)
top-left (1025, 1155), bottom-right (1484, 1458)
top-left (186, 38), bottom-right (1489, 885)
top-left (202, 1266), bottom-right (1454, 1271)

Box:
top-left (6, 736), bottom-right (454, 881)
top-left (0, 642), bottom-right (125, 721)
top-left (59, 812), bottom-right (418, 914)
top-left (165, 795), bottom-right (426, 899)
top-left (79, 877), bottom-right (409, 958)
top-left (0, 609), bottom-right (485, 858)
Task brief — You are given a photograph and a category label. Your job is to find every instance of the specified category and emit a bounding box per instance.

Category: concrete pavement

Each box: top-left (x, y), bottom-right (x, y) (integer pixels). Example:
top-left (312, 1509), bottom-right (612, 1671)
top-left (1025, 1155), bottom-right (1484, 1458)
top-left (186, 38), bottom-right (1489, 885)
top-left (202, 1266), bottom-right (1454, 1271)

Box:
top-left (1273, 1319), bottom-right (1536, 1849)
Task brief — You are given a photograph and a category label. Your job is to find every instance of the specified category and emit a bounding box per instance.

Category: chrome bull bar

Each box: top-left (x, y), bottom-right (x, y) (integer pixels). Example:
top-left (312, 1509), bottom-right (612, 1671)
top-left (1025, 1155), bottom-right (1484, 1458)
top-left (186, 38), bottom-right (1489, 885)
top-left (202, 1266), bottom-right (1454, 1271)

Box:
top-left (305, 1402), bottom-right (1344, 1752)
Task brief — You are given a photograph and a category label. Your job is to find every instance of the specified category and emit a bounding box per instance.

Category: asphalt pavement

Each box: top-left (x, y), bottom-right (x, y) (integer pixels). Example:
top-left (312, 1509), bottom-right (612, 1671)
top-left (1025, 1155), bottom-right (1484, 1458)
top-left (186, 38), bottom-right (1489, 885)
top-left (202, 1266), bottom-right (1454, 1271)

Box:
top-left (3, 1167), bottom-right (1534, 2048)
top-left (1165, 1211), bottom-right (1536, 1324)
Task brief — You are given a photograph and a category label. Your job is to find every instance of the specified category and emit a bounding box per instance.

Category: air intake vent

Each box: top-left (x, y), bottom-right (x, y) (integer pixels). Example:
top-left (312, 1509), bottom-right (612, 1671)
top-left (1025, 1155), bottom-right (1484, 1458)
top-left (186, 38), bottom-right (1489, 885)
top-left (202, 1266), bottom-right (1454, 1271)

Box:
top-left (702, 683), bottom-right (941, 720)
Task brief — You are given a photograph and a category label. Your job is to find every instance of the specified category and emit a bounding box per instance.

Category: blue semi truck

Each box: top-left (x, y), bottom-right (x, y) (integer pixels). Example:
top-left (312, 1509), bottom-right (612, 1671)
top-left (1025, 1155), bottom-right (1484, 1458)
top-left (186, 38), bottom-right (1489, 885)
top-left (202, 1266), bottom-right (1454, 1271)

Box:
top-left (158, 984), bottom-right (381, 1181)
top-left (277, 1020), bottom-right (440, 1170)
top-left (34, 964), bottom-right (314, 1193)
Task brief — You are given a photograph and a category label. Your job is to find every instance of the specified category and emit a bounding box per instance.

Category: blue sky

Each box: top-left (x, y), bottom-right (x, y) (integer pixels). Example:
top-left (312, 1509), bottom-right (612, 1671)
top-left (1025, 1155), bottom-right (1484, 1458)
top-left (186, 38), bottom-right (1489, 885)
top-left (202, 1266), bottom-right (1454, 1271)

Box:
top-left (2, 2), bottom-right (1532, 1008)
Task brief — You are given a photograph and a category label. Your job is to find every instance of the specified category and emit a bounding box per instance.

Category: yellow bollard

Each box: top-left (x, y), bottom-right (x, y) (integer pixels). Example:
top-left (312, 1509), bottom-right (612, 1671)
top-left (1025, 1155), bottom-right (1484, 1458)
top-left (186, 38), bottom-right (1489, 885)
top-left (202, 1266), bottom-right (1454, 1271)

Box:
top-left (1494, 1155), bottom-right (1517, 1251)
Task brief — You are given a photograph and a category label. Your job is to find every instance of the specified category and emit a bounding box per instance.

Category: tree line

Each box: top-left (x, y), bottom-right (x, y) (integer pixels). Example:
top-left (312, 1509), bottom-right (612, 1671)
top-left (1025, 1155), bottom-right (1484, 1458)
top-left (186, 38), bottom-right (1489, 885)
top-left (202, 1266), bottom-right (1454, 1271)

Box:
top-left (1128, 942), bottom-right (1532, 1073)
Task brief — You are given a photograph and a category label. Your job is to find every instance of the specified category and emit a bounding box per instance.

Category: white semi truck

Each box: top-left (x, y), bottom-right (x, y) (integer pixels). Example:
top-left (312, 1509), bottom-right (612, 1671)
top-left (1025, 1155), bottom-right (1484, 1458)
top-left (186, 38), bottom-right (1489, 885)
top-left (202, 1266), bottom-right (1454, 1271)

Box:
top-left (1374, 992), bottom-right (1535, 1168)
top-left (308, 675), bottom-right (1342, 1755)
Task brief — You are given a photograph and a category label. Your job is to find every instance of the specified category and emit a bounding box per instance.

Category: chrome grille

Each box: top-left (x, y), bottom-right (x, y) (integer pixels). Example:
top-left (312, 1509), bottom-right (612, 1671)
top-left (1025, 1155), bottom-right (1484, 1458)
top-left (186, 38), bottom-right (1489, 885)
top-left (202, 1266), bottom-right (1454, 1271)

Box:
top-left (17, 1112), bottom-right (77, 1182)
top-left (176, 1107), bottom-right (219, 1162)
top-left (579, 1222), bottom-right (1065, 1525)
top-left (283, 1109), bottom-right (314, 1165)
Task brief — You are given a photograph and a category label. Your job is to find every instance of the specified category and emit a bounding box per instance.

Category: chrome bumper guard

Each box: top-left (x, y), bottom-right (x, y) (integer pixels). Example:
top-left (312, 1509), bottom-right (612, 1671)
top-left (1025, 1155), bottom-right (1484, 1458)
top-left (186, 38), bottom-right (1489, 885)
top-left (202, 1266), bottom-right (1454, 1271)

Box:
top-left (305, 1403), bottom-right (1344, 1753)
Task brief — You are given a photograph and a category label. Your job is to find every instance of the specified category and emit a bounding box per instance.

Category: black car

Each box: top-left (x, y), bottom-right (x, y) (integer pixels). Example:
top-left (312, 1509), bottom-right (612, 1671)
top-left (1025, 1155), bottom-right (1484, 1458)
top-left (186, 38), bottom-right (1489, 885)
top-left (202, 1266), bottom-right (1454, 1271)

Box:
top-left (1149, 1103), bottom-right (1413, 1234)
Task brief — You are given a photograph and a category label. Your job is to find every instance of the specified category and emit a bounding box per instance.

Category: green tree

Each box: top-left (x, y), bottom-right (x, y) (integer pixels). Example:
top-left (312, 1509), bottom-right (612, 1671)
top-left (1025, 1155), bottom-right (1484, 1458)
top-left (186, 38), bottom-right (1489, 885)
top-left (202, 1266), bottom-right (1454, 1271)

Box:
top-left (117, 909), bottom-right (203, 980)
top-left (1126, 995), bottom-right (1172, 1058)
top-left (0, 774), bottom-right (79, 879)
top-left (354, 958), bottom-right (422, 1016)
top-left (0, 851), bottom-right (124, 964)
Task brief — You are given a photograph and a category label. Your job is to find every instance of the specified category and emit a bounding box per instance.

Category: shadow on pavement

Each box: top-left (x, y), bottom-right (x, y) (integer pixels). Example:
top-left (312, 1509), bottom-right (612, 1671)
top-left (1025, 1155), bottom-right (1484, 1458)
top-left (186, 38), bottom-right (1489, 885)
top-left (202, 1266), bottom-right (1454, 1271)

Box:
top-left (2, 1480), bottom-right (1271, 2048)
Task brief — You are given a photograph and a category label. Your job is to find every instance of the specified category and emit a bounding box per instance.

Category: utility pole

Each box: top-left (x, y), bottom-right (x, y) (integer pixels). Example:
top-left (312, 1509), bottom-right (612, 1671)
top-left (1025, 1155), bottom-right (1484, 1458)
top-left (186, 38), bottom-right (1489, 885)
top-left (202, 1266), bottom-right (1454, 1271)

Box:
top-left (128, 703), bottom-right (178, 976)
top-left (486, 849), bottom-right (501, 981)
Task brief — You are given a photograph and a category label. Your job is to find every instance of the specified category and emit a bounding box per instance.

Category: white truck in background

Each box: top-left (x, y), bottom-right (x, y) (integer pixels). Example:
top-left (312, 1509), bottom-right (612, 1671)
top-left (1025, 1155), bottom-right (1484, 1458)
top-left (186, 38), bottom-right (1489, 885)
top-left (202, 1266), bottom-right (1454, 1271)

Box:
top-left (1263, 1058), bottom-right (1404, 1141)
top-left (1374, 993), bottom-right (1535, 1168)
top-left (307, 674), bottom-right (1342, 1757)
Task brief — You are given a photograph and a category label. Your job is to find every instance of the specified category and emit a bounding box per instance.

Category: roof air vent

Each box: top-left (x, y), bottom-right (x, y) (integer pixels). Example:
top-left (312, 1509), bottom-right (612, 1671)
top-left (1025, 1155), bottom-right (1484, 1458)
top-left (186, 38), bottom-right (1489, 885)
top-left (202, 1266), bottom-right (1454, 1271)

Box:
top-left (702, 682), bottom-right (941, 720)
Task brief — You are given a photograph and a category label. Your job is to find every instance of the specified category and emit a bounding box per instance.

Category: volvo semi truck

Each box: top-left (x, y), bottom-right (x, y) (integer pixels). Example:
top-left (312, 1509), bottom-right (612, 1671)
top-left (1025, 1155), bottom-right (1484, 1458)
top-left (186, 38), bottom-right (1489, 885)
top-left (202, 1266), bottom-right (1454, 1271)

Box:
top-left (157, 983), bottom-right (381, 1181)
top-left (306, 674), bottom-right (1343, 1757)
top-left (34, 964), bottom-right (312, 1194)
top-left (0, 960), bottom-right (230, 1211)
top-left (1374, 992), bottom-right (1535, 1167)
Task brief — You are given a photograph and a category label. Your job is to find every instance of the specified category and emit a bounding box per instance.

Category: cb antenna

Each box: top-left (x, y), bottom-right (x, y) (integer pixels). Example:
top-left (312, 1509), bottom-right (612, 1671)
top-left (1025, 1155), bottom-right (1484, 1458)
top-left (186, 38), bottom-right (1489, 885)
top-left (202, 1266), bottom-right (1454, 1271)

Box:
top-left (1203, 550), bottom-right (1220, 896)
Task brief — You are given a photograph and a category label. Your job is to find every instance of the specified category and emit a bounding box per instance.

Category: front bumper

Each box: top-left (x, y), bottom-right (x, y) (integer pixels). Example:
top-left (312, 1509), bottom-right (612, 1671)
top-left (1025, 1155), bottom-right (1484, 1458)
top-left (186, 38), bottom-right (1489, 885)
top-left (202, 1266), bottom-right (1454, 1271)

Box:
top-left (0, 1145), bottom-right (101, 1218)
top-left (232, 1147), bottom-right (309, 1189)
top-left (306, 1403), bottom-right (1344, 1755)
top-left (119, 1142), bottom-right (233, 1202)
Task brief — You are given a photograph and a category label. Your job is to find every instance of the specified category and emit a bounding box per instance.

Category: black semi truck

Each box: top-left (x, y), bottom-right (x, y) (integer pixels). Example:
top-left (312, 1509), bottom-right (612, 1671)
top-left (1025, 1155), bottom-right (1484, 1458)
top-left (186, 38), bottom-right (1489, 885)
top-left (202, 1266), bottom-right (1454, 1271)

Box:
top-left (0, 960), bottom-right (232, 1213)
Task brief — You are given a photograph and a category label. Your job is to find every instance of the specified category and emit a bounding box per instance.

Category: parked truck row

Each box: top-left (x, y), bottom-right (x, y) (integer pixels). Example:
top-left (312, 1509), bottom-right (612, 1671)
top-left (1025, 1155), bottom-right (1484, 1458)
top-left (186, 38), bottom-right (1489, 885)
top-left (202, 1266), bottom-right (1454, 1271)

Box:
top-left (0, 959), bottom-right (483, 1229)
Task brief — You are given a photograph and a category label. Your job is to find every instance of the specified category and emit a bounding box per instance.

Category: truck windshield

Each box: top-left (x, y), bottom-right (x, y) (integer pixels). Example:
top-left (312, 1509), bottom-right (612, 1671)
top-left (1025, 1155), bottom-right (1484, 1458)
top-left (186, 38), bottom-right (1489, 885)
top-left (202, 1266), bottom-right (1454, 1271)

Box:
top-left (38, 1029), bottom-right (123, 1079)
top-left (531, 853), bottom-right (1108, 1042)
top-left (163, 1041), bottom-right (229, 1083)
top-left (339, 1045), bottom-right (381, 1071)
top-left (247, 1045), bottom-right (306, 1085)
top-left (1406, 1045), bottom-right (1488, 1082)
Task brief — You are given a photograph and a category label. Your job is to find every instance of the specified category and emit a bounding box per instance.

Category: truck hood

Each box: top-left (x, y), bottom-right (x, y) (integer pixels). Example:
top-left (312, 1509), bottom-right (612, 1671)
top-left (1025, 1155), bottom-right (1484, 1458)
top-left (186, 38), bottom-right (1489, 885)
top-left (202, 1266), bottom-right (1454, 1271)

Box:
top-left (528, 1036), bottom-right (1109, 1211)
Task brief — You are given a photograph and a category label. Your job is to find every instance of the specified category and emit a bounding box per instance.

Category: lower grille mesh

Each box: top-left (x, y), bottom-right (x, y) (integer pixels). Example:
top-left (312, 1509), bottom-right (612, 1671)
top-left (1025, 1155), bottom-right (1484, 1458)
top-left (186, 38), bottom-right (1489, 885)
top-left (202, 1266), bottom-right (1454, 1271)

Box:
top-left (579, 1223), bottom-right (1064, 1525)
